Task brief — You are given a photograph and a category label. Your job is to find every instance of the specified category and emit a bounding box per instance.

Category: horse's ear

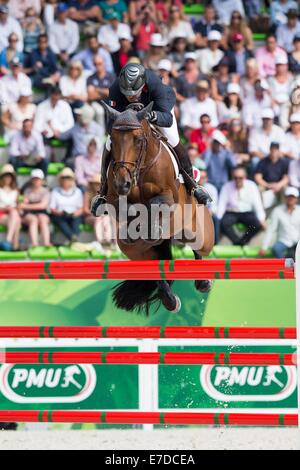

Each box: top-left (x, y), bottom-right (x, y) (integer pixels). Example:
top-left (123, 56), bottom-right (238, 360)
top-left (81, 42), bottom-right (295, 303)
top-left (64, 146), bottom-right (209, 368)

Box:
top-left (101, 100), bottom-right (121, 120)
top-left (137, 102), bottom-right (154, 121)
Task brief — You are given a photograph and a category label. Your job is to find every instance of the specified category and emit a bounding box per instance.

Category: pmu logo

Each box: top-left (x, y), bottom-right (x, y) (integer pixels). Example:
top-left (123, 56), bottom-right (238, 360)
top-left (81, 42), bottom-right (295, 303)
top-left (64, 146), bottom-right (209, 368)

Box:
top-left (200, 366), bottom-right (297, 402)
top-left (0, 364), bottom-right (97, 403)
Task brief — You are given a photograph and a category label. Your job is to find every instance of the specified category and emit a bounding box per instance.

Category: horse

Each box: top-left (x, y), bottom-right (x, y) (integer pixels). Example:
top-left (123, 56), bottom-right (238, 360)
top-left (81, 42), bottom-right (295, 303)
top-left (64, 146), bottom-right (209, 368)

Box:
top-left (101, 101), bottom-right (215, 314)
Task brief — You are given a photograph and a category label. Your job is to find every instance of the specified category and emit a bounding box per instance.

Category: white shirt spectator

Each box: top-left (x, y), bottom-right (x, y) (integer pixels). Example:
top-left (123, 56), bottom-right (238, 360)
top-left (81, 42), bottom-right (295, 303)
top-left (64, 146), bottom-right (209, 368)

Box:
top-left (49, 18), bottom-right (80, 55)
top-left (242, 95), bottom-right (273, 128)
top-left (195, 47), bottom-right (224, 75)
top-left (262, 204), bottom-right (300, 249)
top-left (180, 97), bottom-right (219, 129)
top-left (50, 186), bottom-right (83, 214)
top-left (0, 72), bottom-right (32, 105)
top-left (10, 129), bottom-right (46, 159)
top-left (288, 159), bottom-right (300, 187)
top-left (166, 21), bottom-right (195, 44)
top-left (249, 124), bottom-right (287, 157)
top-left (212, 0), bottom-right (245, 25)
top-left (276, 22), bottom-right (300, 53)
top-left (0, 188), bottom-right (18, 208)
top-left (284, 131), bottom-right (300, 159)
top-left (59, 75), bottom-right (87, 100)
top-left (0, 15), bottom-right (23, 51)
top-left (217, 179), bottom-right (265, 222)
top-left (97, 23), bottom-right (130, 53)
top-left (34, 98), bottom-right (74, 138)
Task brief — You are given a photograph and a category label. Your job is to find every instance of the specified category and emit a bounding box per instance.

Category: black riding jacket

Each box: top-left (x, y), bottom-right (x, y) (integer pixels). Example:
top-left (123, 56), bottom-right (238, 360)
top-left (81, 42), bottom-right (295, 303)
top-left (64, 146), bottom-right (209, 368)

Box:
top-left (107, 69), bottom-right (176, 128)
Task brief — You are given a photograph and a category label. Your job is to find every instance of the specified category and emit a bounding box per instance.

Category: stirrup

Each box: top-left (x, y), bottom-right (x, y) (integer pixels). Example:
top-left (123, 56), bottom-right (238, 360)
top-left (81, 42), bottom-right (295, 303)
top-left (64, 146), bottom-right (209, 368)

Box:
top-left (90, 193), bottom-right (108, 217)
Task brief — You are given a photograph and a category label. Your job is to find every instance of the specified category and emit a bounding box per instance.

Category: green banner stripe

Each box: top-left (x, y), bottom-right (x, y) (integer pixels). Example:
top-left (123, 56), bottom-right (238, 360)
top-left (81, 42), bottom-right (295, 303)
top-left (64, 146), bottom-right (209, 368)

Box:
top-left (102, 261), bottom-right (109, 279)
top-left (44, 262), bottom-right (54, 279)
top-left (102, 327), bottom-right (108, 338)
top-left (160, 353), bottom-right (165, 364)
top-left (38, 352), bottom-right (44, 363)
top-left (38, 410), bottom-right (44, 422)
top-left (214, 353), bottom-right (220, 365)
top-left (279, 328), bottom-right (285, 339)
top-left (225, 259), bottom-right (231, 271)
top-left (224, 327), bottom-right (230, 338)
top-left (279, 414), bottom-right (284, 426)
top-left (159, 413), bottom-right (165, 424)
top-left (48, 353), bottom-right (53, 364)
top-left (279, 353), bottom-right (285, 365)
top-left (214, 327), bottom-right (220, 338)
top-left (279, 271), bottom-right (284, 279)
top-left (213, 413), bottom-right (219, 425)
top-left (161, 327), bottom-right (166, 338)
top-left (39, 326), bottom-right (45, 338)
top-left (102, 353), bottom-right (106, 363)
top-left (48, 327), bottom-right (55, 338)
top-left (159, 260), bottom-right (165, 280)
top-left (100, 412), bottom-right (106, 423)
top-left (47, 411), bottom-right (53, 422)
top-left (224, 272), bottom-right (230, 279)
top-left (214, 272), bottom-right (220, 279)
top-left (224, 414), bottom-right (229, 425)
top-left (169, 260), bottom-right (175, 272)
top-left (38, 274), bottom-right (45, 279)
top-left (224, 353), bottom-right (230, 365)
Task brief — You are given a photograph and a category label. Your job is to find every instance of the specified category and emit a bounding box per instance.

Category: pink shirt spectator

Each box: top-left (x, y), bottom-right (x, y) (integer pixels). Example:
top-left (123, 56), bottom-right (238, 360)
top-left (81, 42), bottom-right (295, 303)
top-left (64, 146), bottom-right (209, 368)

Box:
top-left (9, 0), bottom-right (41, 20)
top-left (75, 155), bottom-right (101, 188)
top-left (255, 46), bottom-right (287, 78)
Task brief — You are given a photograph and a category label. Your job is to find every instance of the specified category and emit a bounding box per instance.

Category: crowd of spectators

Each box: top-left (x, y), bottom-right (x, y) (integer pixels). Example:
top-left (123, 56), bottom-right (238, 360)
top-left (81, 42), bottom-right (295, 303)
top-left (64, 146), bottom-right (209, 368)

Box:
top-left (1, 0), bottom-right (300, 258)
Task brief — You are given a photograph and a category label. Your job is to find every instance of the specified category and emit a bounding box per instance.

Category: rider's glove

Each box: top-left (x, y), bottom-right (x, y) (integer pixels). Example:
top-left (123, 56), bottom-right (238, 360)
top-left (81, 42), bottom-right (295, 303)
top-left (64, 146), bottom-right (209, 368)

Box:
top-left (146, 110), bottom-right (158, 123)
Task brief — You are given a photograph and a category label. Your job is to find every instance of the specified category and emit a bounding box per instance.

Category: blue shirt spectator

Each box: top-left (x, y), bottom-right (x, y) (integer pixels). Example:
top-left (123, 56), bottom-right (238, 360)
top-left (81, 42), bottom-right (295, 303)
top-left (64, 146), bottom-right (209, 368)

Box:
top-left (25, 33), bottom-right (59, 88)
top-left (73, 35), bottom-right (114, 75)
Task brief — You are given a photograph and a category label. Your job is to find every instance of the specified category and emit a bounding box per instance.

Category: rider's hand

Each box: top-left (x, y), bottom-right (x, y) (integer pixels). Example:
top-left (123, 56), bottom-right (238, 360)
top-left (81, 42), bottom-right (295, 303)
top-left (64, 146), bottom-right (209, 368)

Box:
top-left (146, 111), bottom-right (158, 123)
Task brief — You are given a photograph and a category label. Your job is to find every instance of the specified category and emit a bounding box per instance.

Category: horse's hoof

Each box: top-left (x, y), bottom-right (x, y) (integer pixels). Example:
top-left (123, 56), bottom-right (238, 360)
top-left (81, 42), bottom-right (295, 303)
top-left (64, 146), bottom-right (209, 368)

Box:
top-left (195, 280), bottom-right (212, 293)
top-left (170, 295), bottom-right (181, 313)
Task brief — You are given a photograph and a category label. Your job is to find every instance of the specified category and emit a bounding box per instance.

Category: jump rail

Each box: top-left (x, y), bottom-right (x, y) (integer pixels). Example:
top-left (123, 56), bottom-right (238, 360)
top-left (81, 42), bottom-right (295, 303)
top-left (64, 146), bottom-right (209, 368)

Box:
top-left (0, 259), bottom-right (294, 280)
top-left (0, 326), bottom-right (296, 339)
top-left (0, 351), bottom-right (296, 365)
top-left (0, 410), bottom-right (297, 426)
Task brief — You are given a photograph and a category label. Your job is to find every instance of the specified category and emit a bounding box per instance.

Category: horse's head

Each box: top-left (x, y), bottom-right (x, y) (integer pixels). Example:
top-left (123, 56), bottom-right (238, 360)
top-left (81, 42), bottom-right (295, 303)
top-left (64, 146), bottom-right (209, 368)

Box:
top-left (102, 101), bottom-right (153, 195)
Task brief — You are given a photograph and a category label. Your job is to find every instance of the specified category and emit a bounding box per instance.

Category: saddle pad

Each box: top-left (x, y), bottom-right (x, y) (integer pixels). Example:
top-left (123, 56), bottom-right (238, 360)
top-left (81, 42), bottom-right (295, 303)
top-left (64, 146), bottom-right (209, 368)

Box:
top-left (161, 141), bottom-right (201, 183)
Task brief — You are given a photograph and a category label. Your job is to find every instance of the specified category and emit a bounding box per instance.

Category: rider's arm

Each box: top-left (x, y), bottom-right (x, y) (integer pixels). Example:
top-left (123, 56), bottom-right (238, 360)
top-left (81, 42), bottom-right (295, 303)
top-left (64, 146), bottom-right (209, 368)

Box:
top-left (147, 71), bottom-right (176, 128)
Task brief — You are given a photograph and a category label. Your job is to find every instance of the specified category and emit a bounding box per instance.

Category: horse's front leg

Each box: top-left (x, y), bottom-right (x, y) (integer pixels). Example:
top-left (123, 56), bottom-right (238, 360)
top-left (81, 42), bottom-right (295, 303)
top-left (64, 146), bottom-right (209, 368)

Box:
top-left (193, 250), bottom-right (212, 293)
top-left (144, 190), bottom-right (175, 243)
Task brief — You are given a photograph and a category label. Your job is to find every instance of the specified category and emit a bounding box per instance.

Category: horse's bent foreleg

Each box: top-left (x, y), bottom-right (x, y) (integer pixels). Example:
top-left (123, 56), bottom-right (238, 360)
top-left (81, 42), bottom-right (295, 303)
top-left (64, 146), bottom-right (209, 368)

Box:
top-left (193, 250), bottom-right (213, 293)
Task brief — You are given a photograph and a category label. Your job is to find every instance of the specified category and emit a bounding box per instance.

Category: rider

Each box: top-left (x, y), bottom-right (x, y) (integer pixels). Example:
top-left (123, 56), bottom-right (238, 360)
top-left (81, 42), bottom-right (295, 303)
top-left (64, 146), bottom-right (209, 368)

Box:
top-left (91, 62), bottom-right (211, 215)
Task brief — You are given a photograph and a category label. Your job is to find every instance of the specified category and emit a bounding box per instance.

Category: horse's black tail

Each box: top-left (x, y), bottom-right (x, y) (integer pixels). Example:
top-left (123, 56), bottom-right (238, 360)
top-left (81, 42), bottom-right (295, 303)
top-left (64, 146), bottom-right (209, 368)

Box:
top-left (112, 280), bottom-right (160, 316)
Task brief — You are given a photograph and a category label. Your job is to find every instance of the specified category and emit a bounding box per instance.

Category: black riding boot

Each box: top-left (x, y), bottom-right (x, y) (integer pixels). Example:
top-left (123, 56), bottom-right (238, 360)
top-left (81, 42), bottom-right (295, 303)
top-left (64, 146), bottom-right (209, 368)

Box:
top-left (173, 142), bottom-right (212, 205)
top-left (90, 147), bottom-right (111, 216)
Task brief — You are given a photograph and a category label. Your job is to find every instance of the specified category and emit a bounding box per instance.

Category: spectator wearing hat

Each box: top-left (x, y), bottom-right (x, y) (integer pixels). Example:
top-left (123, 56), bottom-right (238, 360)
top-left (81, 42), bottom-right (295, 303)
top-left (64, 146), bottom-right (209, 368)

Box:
top-left (276, 8), bottom-right (300, 53)
top-left (217, 82), bottom-right (242, 127)
top-left (227, 118), bottom-right (249, 164)
top-left (132, 5), bottom-right (158, 60)
top-left (34, 86), bottom-right (74, 139)
top-left (255, 33), bottom-right (287, 78)
top-left (18, 168), bottom-right (51, 248)
top-left (0, 5), bottom-right (24, 52)
top-left (158, 59), bottom-right (175, 87)
top-left (98, 0), bottom-right (128, 23)
top-left (24, 33), bottom-right (60, 89)
top-left (167, 34), bottom-right (188, 73)
top-left (165, 5), bottom-right (195, 45)
top-left (21, 7), bottom-right (45, 55)
top-left (210, 57), bottom-right (233, 102)
top-left (9, 118), bottom-right (48, 175)
top-left (75, 136), bottom-right (101, 190)
top-left (260, 186), bottom-right (300, 259)
top-left (224, 32), bottom-right (253, 76)
top-left (202, 130), bottom-right (236, 191)
top-left (143, 33), bottom-right (166, 72)
top-left (1, 90), bottom-right (36, 142)
top-left (0, 32), bottom-right (24, 75)
top-left (83, 174), bottom-right (115, 250)
top-left (268, 55), bottom-right (294, 129)
top-left (97, 12), bottom-right (131, 54)
top-left (175, 53), bottom-right (206, 101)
top-left (0, 57), bottom-right (32, 105)
top-left (284, 113), bottom-right (300, 159)
top-left (249, 108), bottom-right (286, 165)
top-left (270, 0), bottom-right (298, 27)
top-left (193, 4), bottom-right (223, 49)
top-left (87, 55), bottom-right (115, 125)
top-left (111, 30), bottom-right (138, 74)
top-left (212, 0), bottom-right (245, 26)
top-left (54, 103), bottom-right (104, 167)
top-left (59, 60), bottom-right (87, 109)
top-left (50, 167), bottom-right (84, 244)
top-left (180, 80), bottom-right (219, 136)
top-left (224, 10), bottom-right (254, 51)
top-left (0, 164), bottom-right (21, 251)
top-left (218, 165), bottom-right (265, 246)
top-left (243, 79), bottom-right (273, 128)
top-left (48, 3), bottom-right (79, 64)
top-left (190, 114), bottom-right (215, 155)
top-left (195, 30), bottom-right (224, 75)
top-left (73, 35), bottom-right (114, 75)
top-left (255, 142), bottom-right (289, 207)
top-left (288, 35), bottom-right (300, 73)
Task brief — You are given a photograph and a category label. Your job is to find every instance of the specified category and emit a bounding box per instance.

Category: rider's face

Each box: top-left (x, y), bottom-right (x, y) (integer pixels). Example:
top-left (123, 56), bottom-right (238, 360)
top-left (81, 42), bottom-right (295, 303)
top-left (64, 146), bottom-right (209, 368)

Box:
top-left (126, 91), bottom-right (142, 102)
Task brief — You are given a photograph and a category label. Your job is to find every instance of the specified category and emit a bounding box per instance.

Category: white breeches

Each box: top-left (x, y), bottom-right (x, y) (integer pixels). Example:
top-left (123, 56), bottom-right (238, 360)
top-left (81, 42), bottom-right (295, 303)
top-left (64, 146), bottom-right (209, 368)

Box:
top-left (105, 108), bottom-right (180, 151)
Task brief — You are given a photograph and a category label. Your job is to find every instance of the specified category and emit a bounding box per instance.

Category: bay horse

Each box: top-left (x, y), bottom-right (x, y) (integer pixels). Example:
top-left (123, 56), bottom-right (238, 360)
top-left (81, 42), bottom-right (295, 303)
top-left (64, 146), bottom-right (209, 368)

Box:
top-left (101, 101), bottom-right (214, 314)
